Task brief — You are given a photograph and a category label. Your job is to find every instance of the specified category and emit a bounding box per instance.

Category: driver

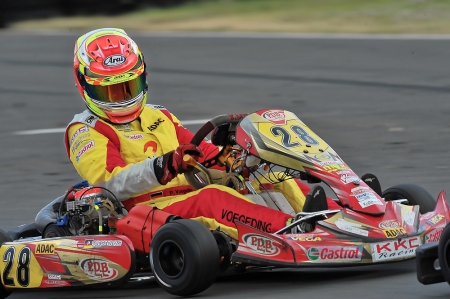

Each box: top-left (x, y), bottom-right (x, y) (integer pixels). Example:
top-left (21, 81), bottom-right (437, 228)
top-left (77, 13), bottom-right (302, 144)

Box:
top-left (65, 28), bottom-right (339, 239)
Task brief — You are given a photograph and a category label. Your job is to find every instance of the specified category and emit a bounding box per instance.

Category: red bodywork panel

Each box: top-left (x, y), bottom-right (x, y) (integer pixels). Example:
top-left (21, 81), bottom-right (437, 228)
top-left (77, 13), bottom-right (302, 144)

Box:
top-left (116, 206), bottom-right (173, 254)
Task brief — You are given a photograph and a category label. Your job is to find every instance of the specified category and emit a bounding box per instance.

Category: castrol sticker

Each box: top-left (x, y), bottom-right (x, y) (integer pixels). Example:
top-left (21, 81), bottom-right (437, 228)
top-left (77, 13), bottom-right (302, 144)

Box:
top-left (261, 110), bottom-right (286, 125)
top-left (75, 141), bottom-right (95, 162)
top-left (79, 258), bottom-right (119, 281)
top-left (307, 246), bottom-right (363, 262)
top-left (425, 228), bottom-right (443, 243)
top-left (242, 233), bottom-right (281, 256)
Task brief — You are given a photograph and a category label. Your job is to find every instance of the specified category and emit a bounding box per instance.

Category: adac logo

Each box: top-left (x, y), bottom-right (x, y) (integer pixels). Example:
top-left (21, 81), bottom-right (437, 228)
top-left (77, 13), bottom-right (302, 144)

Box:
top-left (147, 118), bottom-right (164, 132)
top-left (103, 55), bottom-right (126, 67)
top-left (35, 243), bottom-right (55, 254)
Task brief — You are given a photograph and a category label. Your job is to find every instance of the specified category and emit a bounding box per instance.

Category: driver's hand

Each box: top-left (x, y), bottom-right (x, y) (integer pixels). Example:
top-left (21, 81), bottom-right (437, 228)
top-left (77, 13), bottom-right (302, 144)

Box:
top-left (153, 144), bottom-right (204, 185)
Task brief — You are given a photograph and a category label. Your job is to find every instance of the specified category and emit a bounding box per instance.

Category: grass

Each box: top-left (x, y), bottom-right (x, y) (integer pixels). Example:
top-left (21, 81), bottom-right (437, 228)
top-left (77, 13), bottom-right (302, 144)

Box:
top-left (10, 0), bottom-right (450, 34)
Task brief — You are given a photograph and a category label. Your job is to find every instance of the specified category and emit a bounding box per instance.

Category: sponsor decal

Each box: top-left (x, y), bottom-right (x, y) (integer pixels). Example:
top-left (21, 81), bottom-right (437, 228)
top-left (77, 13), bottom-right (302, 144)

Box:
top-left (323, 163), bottom-right (349, 173)
top-left (340, 174), bottom-right (361, 184)
top-left (114, 124), bottom-right (132, 132)
top-left (71, 135), bottom-right (91, 154)
top-left (150, 104), bottom-right (165, 109)
top-left (85, 115), bottom-right (96, 124)
top-left (336, 170), bottom-right (353, 175)
top-left (425, 228), bottom-right (443, 243)
top-left (355, 192), bottom-right (382, 208)
top-left (427, 214), bottom-right (444, 225)
top-left (79, 258), bottom-right (119, 281)
top-left (401, 209), bottom-right (416, 226)
top-left (35, 243), bottom-right (55, 254)
top-left (307, 246), bottom-right (362, 262)
top-left (335, 218), bottom-right (368, 237)
top-left (90, 240), bottom-right (122, 248)
top-left (350, 186), bottom-right (372, 196)
top-left (383, 228), bottom-right (407, 238)
top-left (379, 220), bottom-right (401, 229)
top-left (262, 110), bottom-right (286, 125)
top-left (70, 126), bottom-right (89, 145)
top-left (59, 240), bottom-right (78, 246)
top-left (242, 234), bottom-right (281, 256)
top-left (83, 239), bottom-right (94, 249)
top-left (124, 133), bottom-right (144, 140)
top-left (288, 236), bottom-right (321, 241)
top-left (48, 274), bottom-right (61, 280)
top-left (75, 141), bottom-right (95, 162)
top-left (147, 118), bottom-right (165, 132)
top-left (103, 55), bottom-right (126, 67)
top-left (45, 280), bottom-right (68, 286)
top-left (371, 236), bottom-right (421, 262)
top-left (168, 188), bottom-right (193, 196)
top-left (222, 210), bottom-right (272, 233)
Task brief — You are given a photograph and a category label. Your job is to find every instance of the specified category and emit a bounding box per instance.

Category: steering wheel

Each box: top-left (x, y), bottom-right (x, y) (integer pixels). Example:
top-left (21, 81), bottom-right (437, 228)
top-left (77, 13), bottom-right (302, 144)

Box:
top-left (184, 114), bottom-right (246, 190)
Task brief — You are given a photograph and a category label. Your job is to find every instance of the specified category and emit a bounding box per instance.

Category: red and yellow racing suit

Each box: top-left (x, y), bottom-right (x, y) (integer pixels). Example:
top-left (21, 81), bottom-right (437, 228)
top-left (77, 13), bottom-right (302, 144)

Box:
top-left (65, 104), bottom-right (337, 239)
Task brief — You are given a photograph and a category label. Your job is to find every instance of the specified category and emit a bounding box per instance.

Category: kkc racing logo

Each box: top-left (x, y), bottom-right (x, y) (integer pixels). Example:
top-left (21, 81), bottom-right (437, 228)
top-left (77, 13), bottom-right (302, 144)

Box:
top-left (243, 233), bottom-right (281, 256)
top-left (79, 258), bottom-right (119, 281)
top-left (103, 55), bottom-right (127, 67)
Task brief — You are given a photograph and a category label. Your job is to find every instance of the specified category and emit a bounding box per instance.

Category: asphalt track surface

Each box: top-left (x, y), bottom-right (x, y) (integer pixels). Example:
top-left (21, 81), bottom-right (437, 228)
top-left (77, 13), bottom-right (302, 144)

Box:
top-left (1, 30), bottom-right (450, 298)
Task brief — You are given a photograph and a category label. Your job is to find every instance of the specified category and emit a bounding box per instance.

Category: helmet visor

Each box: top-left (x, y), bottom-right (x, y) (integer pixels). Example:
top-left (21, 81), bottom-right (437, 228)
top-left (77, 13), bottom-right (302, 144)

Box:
top-left (85, 72), bottom-right (146, 103)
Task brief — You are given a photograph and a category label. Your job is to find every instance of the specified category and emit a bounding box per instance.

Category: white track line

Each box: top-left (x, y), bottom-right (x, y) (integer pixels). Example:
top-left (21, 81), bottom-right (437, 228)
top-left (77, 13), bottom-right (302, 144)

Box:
top-left (13, 119), bottom-right (210, 135)
top-left (3, 29), bottom-right (450, 40)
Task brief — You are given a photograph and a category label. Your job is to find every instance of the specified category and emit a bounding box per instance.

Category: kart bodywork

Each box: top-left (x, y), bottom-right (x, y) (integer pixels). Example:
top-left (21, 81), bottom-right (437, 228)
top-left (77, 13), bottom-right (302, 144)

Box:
top-left (1, 109), bottom-right (449, 297)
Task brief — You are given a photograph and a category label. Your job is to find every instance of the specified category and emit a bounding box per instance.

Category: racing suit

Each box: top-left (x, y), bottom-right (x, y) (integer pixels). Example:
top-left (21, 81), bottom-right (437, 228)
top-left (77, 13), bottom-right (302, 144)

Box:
top-left (65, 104), bottom-right (336, 239)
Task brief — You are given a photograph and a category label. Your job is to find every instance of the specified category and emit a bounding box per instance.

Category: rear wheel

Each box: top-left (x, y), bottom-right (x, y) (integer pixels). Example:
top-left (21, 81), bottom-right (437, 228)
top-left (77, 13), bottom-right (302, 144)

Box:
top-left (382, 184), bottom-right (436, 214)
top-left (150, 219), bottom-right (220, 296)
top-left (438, 223), bottom-right (450, 284)
top-left (43, 224), bottom-right (70, 238)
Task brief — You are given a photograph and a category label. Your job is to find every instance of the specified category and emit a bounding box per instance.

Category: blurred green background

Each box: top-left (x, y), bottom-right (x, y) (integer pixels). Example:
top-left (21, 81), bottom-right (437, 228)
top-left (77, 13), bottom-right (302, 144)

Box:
top-left (2, 0), bottom-right (450, 33)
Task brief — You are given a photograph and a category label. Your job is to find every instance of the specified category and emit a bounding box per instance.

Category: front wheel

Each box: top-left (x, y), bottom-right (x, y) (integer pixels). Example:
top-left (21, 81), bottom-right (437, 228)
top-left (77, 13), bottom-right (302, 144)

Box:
top-left (438, 223), bottom-right (450, 284)
top-left (382, 184), bottom-right (436, 214)
top-left (150, 219), bottom-right (220, 296)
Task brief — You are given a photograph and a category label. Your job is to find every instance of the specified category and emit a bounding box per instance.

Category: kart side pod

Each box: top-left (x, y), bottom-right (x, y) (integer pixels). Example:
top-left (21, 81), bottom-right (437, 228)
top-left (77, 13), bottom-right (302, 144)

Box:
top-left (116, 206), bottom-right (175, 254)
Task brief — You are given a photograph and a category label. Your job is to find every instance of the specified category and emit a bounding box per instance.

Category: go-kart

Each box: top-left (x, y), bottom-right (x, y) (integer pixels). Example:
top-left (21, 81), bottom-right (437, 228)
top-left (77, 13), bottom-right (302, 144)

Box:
top-left (0, 109), bottom-right (448, 298)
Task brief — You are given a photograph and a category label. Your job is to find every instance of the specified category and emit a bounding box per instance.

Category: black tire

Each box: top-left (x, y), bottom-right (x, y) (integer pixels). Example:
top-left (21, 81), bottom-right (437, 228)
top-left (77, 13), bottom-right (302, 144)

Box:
top-left (438, 223), bottom-right (450, 284)
top-left (150, 219), bottom-right (220, 296)
top-left (0, 230), bottom-right (12, 298)
top-left (382, 184), bottom-right (436, 214)
top-left (43, 224), bottom-right (70, 238)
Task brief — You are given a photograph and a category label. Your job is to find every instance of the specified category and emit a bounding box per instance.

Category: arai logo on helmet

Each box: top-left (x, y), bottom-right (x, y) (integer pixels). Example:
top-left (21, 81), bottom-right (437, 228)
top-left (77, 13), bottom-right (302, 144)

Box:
top-left (262, 110), bottom-right (286, 125)
top-left (103, 55), bottom-right (127, 67)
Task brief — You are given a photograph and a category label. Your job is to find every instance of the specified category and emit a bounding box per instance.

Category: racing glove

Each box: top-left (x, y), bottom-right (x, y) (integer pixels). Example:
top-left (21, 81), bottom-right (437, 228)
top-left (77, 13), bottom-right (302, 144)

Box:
top-left (153, 144), bottom-right (204, 185)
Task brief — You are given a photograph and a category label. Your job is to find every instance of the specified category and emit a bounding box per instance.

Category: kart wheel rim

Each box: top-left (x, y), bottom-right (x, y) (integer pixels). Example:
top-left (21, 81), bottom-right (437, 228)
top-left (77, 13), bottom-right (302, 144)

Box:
top-left (157, 240), bottom-right (185, 278)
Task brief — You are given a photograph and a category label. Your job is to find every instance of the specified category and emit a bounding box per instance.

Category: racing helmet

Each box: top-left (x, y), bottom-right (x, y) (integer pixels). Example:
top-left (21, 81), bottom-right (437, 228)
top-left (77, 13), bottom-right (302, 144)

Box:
top-left (74, 28), bottom-right (148, 124)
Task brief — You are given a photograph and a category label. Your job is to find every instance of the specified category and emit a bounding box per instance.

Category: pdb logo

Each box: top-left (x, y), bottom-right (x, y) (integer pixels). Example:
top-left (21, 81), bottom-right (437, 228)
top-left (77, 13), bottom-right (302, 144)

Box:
top-left (243, 233), bottom-right (281, 256)
top-left (80, 258), bottom-right (119, 281)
